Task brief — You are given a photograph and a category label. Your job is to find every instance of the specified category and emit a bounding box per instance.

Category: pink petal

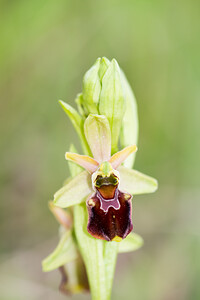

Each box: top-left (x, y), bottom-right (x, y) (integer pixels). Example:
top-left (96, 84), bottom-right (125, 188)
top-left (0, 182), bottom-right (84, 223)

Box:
top-left (65, 153), bottom-right (99, 173)
top-left (109, 145), bottom-right (137, 169)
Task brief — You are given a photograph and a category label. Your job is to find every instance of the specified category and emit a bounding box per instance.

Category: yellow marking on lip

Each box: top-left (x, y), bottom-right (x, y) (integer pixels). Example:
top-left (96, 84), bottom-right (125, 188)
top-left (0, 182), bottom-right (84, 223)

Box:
top-left (124, 193), bottom-right (131, 201)
top-left (88, 199), bottom-right (95, 207)
top-left (112, 236), bottom-right (122, 242)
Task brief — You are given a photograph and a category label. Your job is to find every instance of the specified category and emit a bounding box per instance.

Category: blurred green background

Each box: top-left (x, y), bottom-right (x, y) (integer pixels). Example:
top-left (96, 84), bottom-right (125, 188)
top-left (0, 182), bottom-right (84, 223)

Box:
top-left (0, 0), bottom-right (200, 299)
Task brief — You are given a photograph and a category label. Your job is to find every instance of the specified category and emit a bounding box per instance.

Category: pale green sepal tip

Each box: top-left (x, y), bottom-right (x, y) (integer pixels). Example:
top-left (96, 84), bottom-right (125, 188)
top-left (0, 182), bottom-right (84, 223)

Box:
top-left (59, 100), bottom-right (91, 157)
top-left (119, 166), bottom-right (158, 195)
top-left (59, 100), bottom-right (82, 131)
top-left (54, 171), bottom-right (92, 208)
top-left (42, 231), bottom-right (78, 272)
top-left (118, 232), bottom-right (144, 253)
top-left (98, 57), bottom-right (110, 82)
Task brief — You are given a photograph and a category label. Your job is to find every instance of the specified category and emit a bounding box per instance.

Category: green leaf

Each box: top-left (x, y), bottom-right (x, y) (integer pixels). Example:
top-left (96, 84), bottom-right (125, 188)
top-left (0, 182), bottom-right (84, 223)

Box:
top-left (99, 59), bottom-right (126, 154)
top-left (119, 166), bottom-right (158, 195)
top-left (84, 114), bottom-right (111, 162)
top-left (119, 69), bottom-right (139, 168)
top-left (54, 171), bottom-right (92, 208)
top-left (59, 100), bottom-right (91, 155)
top-left (118, 232), bottom-right (144, 253)
top-left (42, 231), bottom-right (78, 272)
top-left (59, 100), bottom-right (82, 132)
top-left (75, 93), bottom-right (89, 118)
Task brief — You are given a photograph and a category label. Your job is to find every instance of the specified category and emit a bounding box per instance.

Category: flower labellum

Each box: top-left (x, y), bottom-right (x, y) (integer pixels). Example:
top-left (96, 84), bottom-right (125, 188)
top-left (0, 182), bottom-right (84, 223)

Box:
top-left (87, 161), bottom-right (132, 241)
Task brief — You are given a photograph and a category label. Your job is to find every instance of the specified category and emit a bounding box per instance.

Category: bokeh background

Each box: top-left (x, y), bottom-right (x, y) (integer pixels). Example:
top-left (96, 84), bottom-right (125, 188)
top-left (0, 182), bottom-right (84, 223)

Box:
top-left (0, 0), bottom-right (200, 299)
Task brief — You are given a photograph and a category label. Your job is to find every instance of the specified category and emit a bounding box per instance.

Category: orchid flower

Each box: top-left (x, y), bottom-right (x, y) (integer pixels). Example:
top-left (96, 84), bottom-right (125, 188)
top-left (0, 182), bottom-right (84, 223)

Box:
top-left (54, 114), bottom-right (157, 242)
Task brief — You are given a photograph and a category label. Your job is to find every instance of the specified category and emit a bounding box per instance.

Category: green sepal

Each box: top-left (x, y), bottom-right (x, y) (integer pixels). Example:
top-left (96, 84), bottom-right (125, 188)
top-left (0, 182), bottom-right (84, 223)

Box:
top-left (54, 171), bottom-right (92, 208)
top-left (119, 166), bottom-right (158, 195)
top-left (84, 114), bottom-right (111, 162)
top-left (118, 232), bottom-right (144, 253)
top-left (99, 59), bottom-right (126, 154)
top-left (120, 70), bottom-right (139, 168)
top-left (42, 230), bottom-right (78, 272)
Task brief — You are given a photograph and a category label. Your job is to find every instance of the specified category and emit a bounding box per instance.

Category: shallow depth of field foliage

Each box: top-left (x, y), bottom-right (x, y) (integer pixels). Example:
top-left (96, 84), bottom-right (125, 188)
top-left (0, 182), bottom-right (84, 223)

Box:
top-left (0, 0), bottom-right (200, 299)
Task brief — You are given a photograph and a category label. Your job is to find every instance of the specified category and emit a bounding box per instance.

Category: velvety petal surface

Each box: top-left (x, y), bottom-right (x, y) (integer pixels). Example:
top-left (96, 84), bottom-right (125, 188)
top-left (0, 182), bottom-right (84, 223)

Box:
top-left (87, 189), bottom-right (133, 241)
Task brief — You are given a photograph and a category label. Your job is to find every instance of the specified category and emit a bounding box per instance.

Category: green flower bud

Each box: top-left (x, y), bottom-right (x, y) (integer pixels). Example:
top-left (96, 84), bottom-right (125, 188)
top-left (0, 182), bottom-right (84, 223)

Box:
top-left (98, 56), bottom-right (110, 82)
top-left (82, 58), bottom-right (101, 114)
top-left (99, 59), bottom-right (126, 154)
top-left (82, 57), bottom-right (138, 155)
top-left (81, 58), bottom-right (139, 155)
top-left (82, 57), bottom-right (111, 115)
top-left (62, 57), bottom-right (139, 163)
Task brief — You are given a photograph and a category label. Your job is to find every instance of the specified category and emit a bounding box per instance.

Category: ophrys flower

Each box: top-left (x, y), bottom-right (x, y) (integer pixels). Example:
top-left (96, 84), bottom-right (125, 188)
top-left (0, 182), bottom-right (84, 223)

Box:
top-left (54, 114), bottom-right (157, 242)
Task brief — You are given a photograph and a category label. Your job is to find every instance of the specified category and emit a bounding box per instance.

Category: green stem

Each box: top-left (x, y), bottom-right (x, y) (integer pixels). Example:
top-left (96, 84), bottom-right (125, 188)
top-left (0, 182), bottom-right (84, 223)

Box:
top-left (104, 241), bottom-right (118, 299)
top-left (74, 204), bottom-right (108, 300)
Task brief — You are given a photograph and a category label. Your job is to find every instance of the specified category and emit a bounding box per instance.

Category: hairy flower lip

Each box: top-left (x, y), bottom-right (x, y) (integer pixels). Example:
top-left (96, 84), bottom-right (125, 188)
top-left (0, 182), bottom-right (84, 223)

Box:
top-left (87, 189), bottom-right (133, 241)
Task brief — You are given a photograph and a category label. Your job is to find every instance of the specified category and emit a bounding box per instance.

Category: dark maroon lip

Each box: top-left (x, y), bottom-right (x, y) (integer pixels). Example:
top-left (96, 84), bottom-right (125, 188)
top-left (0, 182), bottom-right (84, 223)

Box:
top-left (87, 188), bottom-right (133, 241)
